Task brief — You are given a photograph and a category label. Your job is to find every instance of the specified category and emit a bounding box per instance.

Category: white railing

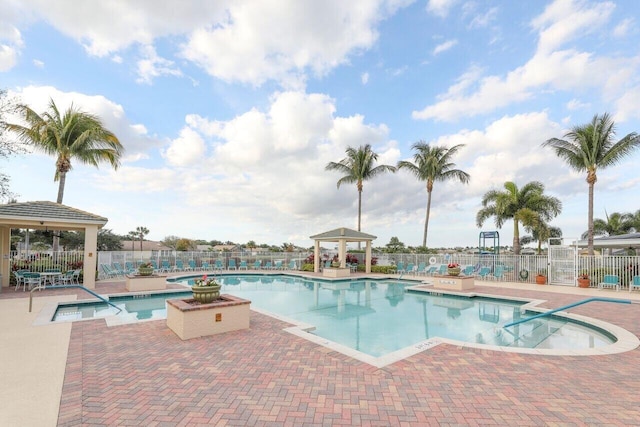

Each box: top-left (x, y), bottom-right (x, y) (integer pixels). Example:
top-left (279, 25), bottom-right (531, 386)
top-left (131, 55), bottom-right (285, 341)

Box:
top-left (9, 250), bottom-right (84, 273)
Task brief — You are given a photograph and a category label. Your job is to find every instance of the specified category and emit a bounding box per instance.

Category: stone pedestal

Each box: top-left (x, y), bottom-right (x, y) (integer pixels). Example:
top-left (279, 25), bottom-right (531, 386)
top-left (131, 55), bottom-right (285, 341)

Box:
top-left (322, 268), bottom-right (351, 278)
top-left (432, 275), bottom-right (475, 291)
top-left (166, 295), bottom-right (251, 340)
top-left (125, 275), bottom-right (167, 291)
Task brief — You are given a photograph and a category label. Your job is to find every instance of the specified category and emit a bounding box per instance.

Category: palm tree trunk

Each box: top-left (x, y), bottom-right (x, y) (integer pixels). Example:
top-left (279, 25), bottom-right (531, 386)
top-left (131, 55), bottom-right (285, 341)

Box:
top-left (357, 188), bottom-right (362, 250)
top-left (513, 220), bottom-right (520, 255)
top-left (52, 172), bottom-right (66, 252)
top-left (423, 190), bottom-right (432, 247)
top-left (588, 181), bottom-right (594, 256)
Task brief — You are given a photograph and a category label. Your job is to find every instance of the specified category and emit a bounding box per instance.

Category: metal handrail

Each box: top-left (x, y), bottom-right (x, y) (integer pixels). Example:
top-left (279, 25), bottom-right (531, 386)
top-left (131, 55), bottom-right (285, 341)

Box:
top-left (29, 285), bottom-right (123, 314)
top-left (503, 297), bottom-right (631, 328)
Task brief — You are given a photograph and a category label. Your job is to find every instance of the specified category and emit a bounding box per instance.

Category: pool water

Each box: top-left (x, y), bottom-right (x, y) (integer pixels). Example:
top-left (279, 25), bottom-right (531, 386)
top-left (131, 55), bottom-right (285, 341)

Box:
top-left (53, 275), bottom-right (615, 357)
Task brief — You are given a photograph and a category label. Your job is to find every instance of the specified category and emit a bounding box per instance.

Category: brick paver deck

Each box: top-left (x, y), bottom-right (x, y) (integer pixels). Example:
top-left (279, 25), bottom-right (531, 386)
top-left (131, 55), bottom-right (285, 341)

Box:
top-left (8, 277), bottom-right (640, 425)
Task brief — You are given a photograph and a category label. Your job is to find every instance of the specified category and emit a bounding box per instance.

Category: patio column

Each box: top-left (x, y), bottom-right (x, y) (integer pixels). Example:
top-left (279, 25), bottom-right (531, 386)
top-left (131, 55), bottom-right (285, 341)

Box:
top-left (365, 240), bottom-right (372, 273)
top-left (83, 225), bottom-right (99, 289)
top-left (0, 226), bottom-right (9, 288)
top-left (339, 238), bottom-right (346, 268)
top-left (314, 240), bottom-right (320, 273)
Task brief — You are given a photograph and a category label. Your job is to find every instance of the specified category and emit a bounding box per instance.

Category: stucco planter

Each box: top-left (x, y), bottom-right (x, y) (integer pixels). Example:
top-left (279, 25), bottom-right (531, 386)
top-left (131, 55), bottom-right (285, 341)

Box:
top-left (322, 267), bottom-right (351, 278)
top-left (166, 295), bottom-right (251, 340)
top-left (433, 275), bottom-right (475, 291)
top-left (125, 274), bottom-right (166, 291)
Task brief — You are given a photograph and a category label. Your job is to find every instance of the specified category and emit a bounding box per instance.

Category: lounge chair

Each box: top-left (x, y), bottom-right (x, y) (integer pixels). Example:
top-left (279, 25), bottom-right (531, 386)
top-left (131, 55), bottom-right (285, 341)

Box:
top-left (174, 260), bottom-right (185, 271)
top-left (214, 260), bottom-right (224, 271)
top-left (253, 260), bottom-right (261, 269)
top-left (273, 260), bottom-right (283, 270)
top-left (239, 261), bottom-right (248, 270)
top-left (287, 260), bottom-right (297, 270)
top-left (490, 266), bottom-right (505, 281)
top-left (149, 260), bottom-right (159, 273)
top-left (264, 261), bottom-right (273, 270)
top-left (112, 262), bottom-right (126, 276)
top-left (437, 264), bottom-right (447, 275)
top-left (201, 261), bottom-right (210, 270)
top-left (423, 265), bottom-right (437, 276)
top-left (160, 260), bottom-right (171, 272)
top-left (188, 260), bottom-right (199, 271)
top-left (228, 259), bottom-right (237, 270)
top-left (476, 266), bottom-right (491, 280)
top-left (598, 274), bottom-right (620, 291)
top-left (124, 262), bottom-right (136, 274)
top-left (461, 265), bottom-right (475, 276)
top-left (405, 263), bottom-right (415, 275)
top-left (630, 275), bottom-right (640, 292)
top-left (396, 262), bottom-right (405, 274)
top-left (415, 262), bottom-right (427, 275)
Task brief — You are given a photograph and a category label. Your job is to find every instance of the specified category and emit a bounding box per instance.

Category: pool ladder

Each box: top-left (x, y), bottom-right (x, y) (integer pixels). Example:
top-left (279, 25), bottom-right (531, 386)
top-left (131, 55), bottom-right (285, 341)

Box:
top-left (503, 297), bottom-right (632, 328)
top-left (29, 285), bottom-right (123, 314)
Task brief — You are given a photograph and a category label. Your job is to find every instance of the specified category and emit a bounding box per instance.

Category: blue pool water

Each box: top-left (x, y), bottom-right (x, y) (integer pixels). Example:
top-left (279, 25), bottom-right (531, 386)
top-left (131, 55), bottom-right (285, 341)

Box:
top-left (53, 275), bottom-right (615, 357)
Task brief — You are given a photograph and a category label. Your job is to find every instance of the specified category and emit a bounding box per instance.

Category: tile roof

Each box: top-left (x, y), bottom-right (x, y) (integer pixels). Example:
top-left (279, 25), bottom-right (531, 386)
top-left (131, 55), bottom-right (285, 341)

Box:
top-left (310, 227), bottom-right (377, 241)
top-left (0, 201), bottom-right (108, 224)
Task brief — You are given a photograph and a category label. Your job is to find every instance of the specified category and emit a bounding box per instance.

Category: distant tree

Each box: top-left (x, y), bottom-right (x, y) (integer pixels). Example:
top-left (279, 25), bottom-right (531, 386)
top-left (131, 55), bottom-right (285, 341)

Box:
top-left (281, 242), bottom-right (295, 252)
top-left (397, 142), bottom-right (469, 247)
top-left (626, 209), bottom-right (640, 233)
top-left (0, 89), bottom-right (23, 201)
top-left (521, 225), bottom-right (563, 255)
top-left (176, 238), bottom-right (195, 251)
top-left (59, 231), bottom-right (85, 250)
top-left (127, 231), bottom-right (138, 251)
top-left (543, 113), bottom-right (640, 255)
top-left (135, 226), bottom-right (149, 250)
top-left (246, 240), bottom-right (257, 250)
top-left (385, 236), bottom-right (405, 252)
top-left (476, 181), bottom-right (562, 255)
top-left (97, 229), bottom-right (124, 251)
top-left (161, 235), bottom-right (181, 250)
top-left (326, 144), bottom-right (396, 235)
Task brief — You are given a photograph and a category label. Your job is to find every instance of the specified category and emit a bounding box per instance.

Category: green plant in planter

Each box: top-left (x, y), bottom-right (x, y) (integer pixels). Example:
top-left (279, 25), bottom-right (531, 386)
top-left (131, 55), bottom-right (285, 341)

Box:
top-left (192, 275), bottom-right (221, 304)
top-left (137, 262), bottom-right (154, 276)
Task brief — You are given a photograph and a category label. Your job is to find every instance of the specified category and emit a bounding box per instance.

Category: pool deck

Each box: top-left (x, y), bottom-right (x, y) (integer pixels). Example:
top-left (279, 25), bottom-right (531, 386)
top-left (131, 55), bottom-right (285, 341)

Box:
top-left (2, 271), bottom-right (640, 426)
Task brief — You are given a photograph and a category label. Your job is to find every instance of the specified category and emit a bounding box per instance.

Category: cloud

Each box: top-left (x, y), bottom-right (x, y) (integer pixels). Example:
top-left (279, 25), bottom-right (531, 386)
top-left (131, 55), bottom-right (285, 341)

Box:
top-left (361, 72), bottom-right (369, 85)
top-left (426, 0), bottom-right (458, 18)
top-left (467, 7), bottom-right (498, 29)
top-left (32, 59), bottom-right (44, 68)
top-left (433, 39), bottom-right (457, 55)
top-left (0, 45), bottom-right (19, 71)
top-left (135, 45), bottom-right (182, 84)
top-left (162, 127), bottom-right (206, 167)
top-left (412, 0), bottom-right (639, 122)
top-left (612, 17), bottom-right (634, 38)
top-left (566, 98), bottom-right (589, 110)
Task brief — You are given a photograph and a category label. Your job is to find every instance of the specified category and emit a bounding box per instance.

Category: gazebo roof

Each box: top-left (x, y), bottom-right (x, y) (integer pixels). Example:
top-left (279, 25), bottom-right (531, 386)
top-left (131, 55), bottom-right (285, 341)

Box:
top-left (0, 201), bottom-right (108, 229)
top-left (310, 227), bottom-right (376, 242)
top-left (575, 233), bottom-right (640, 248)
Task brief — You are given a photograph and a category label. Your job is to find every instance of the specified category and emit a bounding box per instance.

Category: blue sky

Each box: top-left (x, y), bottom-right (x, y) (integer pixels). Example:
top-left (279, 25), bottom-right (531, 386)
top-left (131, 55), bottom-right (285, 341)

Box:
top-left (1, 0), bottom-right (639, 249)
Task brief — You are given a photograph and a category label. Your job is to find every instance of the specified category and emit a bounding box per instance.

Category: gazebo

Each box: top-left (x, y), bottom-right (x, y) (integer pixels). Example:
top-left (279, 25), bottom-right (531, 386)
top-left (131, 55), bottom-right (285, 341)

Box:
top-left (309, 227), bottom-right (376, 274)
top-left (0, 201), bottom-right (108, 289)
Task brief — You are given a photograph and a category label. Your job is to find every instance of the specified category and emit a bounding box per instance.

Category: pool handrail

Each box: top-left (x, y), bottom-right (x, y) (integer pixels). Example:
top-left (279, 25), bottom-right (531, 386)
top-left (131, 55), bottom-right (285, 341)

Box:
top-left (29, 285), bottom-right (123, 314)
top-left (503, 297), bottom-right (631, 328)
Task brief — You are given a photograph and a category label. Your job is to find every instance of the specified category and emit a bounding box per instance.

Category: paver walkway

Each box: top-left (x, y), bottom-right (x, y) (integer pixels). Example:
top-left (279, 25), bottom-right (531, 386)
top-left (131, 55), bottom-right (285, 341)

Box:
top-left (4, 277), bottom-right (640, 425)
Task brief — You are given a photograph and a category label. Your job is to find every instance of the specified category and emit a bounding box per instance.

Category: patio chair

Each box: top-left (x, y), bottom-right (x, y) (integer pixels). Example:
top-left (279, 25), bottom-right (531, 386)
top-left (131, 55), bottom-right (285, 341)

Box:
top-left (273, 260), bottom-right (283, 270)
top-left (13, 269), bottom-right (29, 291)
top-left (405, 263), bottom-right (415, 275)
top-left (239, 260), bottom-right (248, 270)
top-left (188, 260), bottom-right (200, 271)
top-left (100, 264), bottom-right (117, 279)
top-left (264, 261), bottom-right (273, 270)
top-left (476, 266), bottom-right (491, 280)
top-left (322, 260), bottom-right (331, 271)
top-left (111, 263), bottom-right (126, 276)
top-left (58, 270), bottom-right (76, 286)
top-left (228, 259), bottom-right (237, 270)
top-left (396, 262), bottom-right (405, 274)
top-left (424, 265), bottom-right (437, 276)
top-left (201, 261), bottom-right (210, 270)
top-left (490, 265), bottom-right (505, 281)
top-left (253, 260), bottom-right (261, 269)
top-left (461, 265), bottom-right (475, 276)
top-left (124, 262), bottom-right (136, 274)
top-left (23, 272), bottom-right (44, 291)
top-left (214, 260), bottom-right (224, 271)
top-left (598, 274), bottom-right (620, 291)
top-left (415, 262), bottom-right (427, 275)
top-left (149, 260), bottom-right (159, 273)
top-left (437, 264), bottom-right (447, 275)
top-left (287, 260), bottom-right (297, 270)
top-left (630, 275), bottom-right (640, 292)
top-left (160, 260), bottom-right (171, 272)
top-left (174, 260), bottom-right (185, 271)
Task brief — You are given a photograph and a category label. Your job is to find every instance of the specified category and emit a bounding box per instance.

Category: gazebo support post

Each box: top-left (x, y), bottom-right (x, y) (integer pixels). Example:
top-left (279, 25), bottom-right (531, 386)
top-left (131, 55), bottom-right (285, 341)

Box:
top-left (83, 225), bottom-right (99, 289)
top-left (0, 226), bottom-right (9, 288)
top-left (314, 241), bottom-right (320, 273)
top-left (339, 239), bottom-right (347, 268)
top-left (365, 241), bottom-right (372, 273)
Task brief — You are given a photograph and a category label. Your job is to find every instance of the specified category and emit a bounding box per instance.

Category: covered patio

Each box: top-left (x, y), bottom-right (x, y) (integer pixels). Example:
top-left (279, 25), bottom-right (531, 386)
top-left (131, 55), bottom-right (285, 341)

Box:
top-left (309, 227), bottom-right (376, 274)
top-left (0, 201), bottom-right (108, 289)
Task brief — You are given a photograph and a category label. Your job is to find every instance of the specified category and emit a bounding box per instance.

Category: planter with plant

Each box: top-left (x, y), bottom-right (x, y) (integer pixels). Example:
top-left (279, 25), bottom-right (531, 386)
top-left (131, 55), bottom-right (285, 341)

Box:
top-left (137, 262), bottom-right (154, 276)
top-left (191, 275), bottom-right (221, 304)
top-left (447, 263), bottom-right (461, 276)
top-left (577, 272), bottom-right (590, 288)
top-left (535, 269), bottom-right (547, 285)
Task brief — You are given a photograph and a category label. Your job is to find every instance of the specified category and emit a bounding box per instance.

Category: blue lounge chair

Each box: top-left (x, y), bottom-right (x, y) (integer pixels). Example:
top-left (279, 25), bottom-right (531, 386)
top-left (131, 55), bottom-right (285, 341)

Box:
top-left (477, 266), bottom-right (491, 280)
top-left (264, 261), bottom-right (273, 270)
top-left (437, 264), bottom-right (447, 275)
top-left (415, 262), bottom-right (426, 275)
top-left (630, 276), bottom-right (640, 292)
top-left (160, 260), bottom-right (171, 272)
top-left (287, 260), bottom-right (297, 270)
top-left (274, 260), bottom-right (283, 270)
top-left (228, 259), bottom-right (237, 270)
top-left (396, 262), bottom-right (405, 274)
top-left (214, 260), bottom-right (224, 271)
top-left (461, 265), bottom-right (474, 276)
top-left (124, 262), bottom-right (136, 274)
top-left (405, 263), bottom-right (415, 274)
top-left (598, 274), bottom-right (620, 291)
top-left (253, 260), bottom-right (261, 269)
top-left (112, 263), bottom-right (126, 276)
top-left (150, 260), bottom-right (159, 272)
top-left (188, 260), bottom-right (199, 271)
top-left (174, 260), bottom-right (185, 271)
top-left (491, 266), bottom-right (505, 281)
top-left (239, 261), bottom-right (248, 270)
top-left (201, 261), bottom-right (210, 270)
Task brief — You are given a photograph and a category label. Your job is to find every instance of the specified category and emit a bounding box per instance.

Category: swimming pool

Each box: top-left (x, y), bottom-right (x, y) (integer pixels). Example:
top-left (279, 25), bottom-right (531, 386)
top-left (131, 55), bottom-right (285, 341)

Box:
top-left (52, 274), bottom-right (629, 361)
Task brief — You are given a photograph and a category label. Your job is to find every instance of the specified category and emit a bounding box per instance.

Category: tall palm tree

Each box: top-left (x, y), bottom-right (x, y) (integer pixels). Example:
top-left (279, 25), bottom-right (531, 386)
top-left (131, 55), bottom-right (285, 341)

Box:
top-left (136, 226), bottom-right (149, 251)
top-left (325, 144), bottom-right (396, 234)
top-left (6, 98), bottom-right (123, 204)
top-left (476, 181), bottom-right (562, 255)
top-left (626, 209), bottom-right (640, 233)
top-left (543, 113), bottom-right (640, 255)
top-left (397, 142), bottom-right (470, 247)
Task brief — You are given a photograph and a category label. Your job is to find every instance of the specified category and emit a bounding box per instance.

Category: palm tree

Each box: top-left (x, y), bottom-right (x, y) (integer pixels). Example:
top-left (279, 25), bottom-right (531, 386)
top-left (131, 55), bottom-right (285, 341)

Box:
top-left (543, 113), bottom-right (640, 255)
top-left (325, 144), bottom-right (396, 235)
top-left (521, 224), bottom-right (563, 255)
top-left (397, 142), bottom-right (470, 247)
top-left (584, 211), bottom-right (633, 239)
top-left (127, 231), bottom-right (138, 252)
top-left (476, 181), bottom-right (562, 255)
top-left (626, 209), bottom-right (640, 233)
top-left (135, 226), bottom-right (149, 251)
top-left (6, 98), bottom-right (123, 204)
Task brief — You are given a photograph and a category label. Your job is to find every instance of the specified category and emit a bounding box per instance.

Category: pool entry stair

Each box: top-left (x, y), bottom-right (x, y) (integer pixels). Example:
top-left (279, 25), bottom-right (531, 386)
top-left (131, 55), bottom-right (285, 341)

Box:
top-left (29, 285), bottom-right (123, 314)
top-left (503, 297), bottom-right (632, 328)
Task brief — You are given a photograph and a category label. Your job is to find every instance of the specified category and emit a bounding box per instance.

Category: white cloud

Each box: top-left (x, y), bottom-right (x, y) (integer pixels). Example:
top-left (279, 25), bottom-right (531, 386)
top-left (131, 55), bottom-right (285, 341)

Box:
top-left (0, 45), bottom-right (18, 71)
top-left (361, 72), bottom-right (369, 85)
top-left (162, 127), bottom-right (206, 167)
top-left (135, 45), bottom-right (182, 84)
top-left (566, 98), bottom-right (589, 110)
top-left (433, 39), bottom-right (457, 55)
top-left (612, 17), bottom-right (634, 38)
top-left (467, 7), bottom-right (498, 29)
top-left (412, 0), bottom-right (639, 122)
top-left (32, 59), bottom-right (44, 68)
top-left (426, 0), bottom-right (458, 18)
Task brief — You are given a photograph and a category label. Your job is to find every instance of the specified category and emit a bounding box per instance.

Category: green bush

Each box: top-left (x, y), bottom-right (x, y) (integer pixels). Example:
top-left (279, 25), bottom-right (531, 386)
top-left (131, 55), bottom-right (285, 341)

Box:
top-left (356, 265), bottom-right (397, 274)
top-left (301, 263), bottom-right (314, 272)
